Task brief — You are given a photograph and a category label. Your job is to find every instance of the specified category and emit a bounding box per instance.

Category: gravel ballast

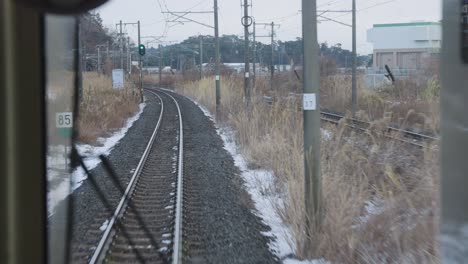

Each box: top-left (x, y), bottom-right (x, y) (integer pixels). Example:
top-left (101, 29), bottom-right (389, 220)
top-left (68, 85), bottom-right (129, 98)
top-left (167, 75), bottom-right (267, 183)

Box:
top-left (49, 92), bottom-right (162, 262)
top-left (166, 90), bottom-right (279, 264)
top-left (49, 88), bottom-right (279, 264)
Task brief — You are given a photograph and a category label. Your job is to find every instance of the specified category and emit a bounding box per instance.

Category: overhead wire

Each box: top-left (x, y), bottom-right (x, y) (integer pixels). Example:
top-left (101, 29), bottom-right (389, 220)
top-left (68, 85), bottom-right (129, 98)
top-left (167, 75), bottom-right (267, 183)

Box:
top-left (318, 0), bottom-right (346, 8)
top-left (330, 0), bottom-right (400, 20)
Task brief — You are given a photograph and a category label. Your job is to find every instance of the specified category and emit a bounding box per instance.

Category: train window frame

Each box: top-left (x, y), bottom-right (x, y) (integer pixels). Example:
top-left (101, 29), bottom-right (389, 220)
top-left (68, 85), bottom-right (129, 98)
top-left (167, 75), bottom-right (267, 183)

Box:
top-left (15, 0), bottom-right (109, 14)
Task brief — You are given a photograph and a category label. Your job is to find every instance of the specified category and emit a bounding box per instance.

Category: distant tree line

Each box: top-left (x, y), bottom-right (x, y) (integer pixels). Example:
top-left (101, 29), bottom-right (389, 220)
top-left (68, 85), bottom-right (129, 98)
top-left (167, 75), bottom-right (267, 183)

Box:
top-left (144, 35), bottom-right (370, 69)
top-left (79, 12), bottom-right (371, 72)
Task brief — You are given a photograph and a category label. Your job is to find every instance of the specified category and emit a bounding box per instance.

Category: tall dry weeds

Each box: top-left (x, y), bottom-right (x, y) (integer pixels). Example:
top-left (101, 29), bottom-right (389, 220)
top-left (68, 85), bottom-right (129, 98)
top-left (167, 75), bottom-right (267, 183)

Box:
top-left (78, 72), bottom-right (141, 144)
top-left (176, 75), bottom-right (439, 263)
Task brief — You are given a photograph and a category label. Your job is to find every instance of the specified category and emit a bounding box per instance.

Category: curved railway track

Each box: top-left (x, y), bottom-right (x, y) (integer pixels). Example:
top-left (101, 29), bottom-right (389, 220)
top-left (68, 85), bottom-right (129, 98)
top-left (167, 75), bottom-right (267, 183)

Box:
top-left (320, 111), bottom-right (438, 141)
top-left (87, 90), bottom-right (184, 264)
top-left (262, 95), bottom-right (438, 146)
top-left (320, 111), bottom-right (438, 147)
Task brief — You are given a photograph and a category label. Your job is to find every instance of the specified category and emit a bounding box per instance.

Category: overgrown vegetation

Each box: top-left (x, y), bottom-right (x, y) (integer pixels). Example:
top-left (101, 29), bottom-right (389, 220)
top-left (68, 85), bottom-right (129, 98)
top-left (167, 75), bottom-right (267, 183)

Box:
top-left (77, 73), bottom-right (141, 144)
top-left (75, 12), bottom-right (141, 145)
top-left (142, 36), bottom-right (369, 69)
top-left (175, 74), bottom-right (439, 263)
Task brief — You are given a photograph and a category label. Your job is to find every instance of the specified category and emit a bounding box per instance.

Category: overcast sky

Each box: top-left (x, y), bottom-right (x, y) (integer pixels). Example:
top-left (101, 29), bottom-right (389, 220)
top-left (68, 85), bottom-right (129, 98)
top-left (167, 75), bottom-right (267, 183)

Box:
top-left (96, 0), bottom-right (441, 54)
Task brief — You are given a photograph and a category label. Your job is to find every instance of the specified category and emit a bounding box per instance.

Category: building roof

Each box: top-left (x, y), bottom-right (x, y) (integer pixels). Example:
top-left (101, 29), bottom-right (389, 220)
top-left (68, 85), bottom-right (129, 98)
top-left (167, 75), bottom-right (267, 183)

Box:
top-left (373, 22), bottom-right (440, 28)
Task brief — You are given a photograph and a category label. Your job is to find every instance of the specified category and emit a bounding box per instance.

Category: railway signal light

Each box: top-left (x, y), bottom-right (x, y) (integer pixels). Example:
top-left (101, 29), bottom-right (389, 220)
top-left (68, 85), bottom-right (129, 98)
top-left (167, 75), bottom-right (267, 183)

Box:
top-left (138, 44), bottom-right (146, 56)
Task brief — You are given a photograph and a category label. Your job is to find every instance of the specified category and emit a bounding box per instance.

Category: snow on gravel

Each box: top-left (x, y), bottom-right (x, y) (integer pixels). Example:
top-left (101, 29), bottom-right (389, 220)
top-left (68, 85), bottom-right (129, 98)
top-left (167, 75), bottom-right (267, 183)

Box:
top-left (47, 103), bottom-right (146, 216)
top-left (189, 98), bottom-right (328, 264)
top-left (99, 219), bottom-right (109, 231)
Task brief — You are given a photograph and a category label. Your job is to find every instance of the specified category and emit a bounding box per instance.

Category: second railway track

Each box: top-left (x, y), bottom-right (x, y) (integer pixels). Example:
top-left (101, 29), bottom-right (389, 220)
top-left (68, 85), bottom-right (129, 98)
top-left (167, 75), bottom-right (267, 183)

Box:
top-left (89, 90), bottom-right (184, 264)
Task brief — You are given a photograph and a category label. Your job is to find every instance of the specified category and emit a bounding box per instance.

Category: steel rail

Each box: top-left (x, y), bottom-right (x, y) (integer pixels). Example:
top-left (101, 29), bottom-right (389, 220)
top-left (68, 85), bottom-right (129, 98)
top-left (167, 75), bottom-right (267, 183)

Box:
top-left (262, 96), bottom-right (437, 147)
top-left (262, 95), bottom-right (438, 142)
top-left (89, 92), bottom-right (164, 264)
top-left (157, 90), bottom-right (184, 264)
top-left (263, 96), bottom-right (440, 143)
top-left (320, 111), bottom-right (439, 142)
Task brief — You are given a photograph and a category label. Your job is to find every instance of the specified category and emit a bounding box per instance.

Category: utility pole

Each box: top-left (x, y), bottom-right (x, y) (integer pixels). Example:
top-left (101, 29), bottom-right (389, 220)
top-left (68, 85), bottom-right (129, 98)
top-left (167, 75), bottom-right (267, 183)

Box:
top-left (106, 41), bottom-right (110, 74)
top-left (242, 0), bottom-right (251, 105)
top-left (78, 18), bottom-right (83, 102)
top-left (127, 37), bottom-right (131, 75)
top-left (255, 22), bottom-right (280, 90)
top-left (159, 44), bottom-right (163, 85)
top-left (97, 46), bottom-right (101, 74)
top-left (252, 21), bottom-right (257, 89)
top-left (214, 0), bottom-right (221, 114)
top-left (138, 20), bottom-right (143, 102)
top-left (352, 0), bottom-right (357, 118)
top-left (199, 36), bottom-right (203, 80)
top-left (302, 0), bottom-right (322, 251)
top-left (129, 53), bottom-right (132, 74)
top-left (162, 2), bottom-right (219, 112)
top-left (119, 20), bottom-right (124, 70)
top-left (271, 22), bottom-right (275, 91)
top-left (106, 41), bottom-right (109, 58)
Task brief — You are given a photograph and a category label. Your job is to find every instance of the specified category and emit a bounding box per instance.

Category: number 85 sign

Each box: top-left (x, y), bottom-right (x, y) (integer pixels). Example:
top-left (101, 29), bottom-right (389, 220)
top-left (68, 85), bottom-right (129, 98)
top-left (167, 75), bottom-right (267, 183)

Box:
top-left (56, 112), bottom-right (73, 128)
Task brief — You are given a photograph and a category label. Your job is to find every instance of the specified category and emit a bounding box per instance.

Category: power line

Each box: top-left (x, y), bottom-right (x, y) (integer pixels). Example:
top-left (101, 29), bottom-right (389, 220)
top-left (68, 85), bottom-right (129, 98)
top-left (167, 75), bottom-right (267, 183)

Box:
top-left (255, 11), bottom-right (301, 23)
top-left (359, 0), bottom-right (399, 12)
top-left (318, 0), bottom-right (346, 8)
top-left (331, 0), bottom-right (399, 19)
top-left (318, 15), bottom-right (351, 27)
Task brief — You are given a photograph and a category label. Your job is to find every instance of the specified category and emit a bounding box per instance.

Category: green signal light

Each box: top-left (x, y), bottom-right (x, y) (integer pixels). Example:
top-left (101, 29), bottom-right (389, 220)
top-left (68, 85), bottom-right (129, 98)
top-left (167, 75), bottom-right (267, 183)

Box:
top-left (138, 44), bottom-right (146, 56)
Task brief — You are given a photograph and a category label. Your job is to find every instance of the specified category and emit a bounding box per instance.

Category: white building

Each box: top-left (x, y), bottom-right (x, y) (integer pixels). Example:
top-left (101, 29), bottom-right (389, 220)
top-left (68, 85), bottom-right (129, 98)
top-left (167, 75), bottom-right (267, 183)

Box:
top-left (367, 22), bottom-right (441, 70)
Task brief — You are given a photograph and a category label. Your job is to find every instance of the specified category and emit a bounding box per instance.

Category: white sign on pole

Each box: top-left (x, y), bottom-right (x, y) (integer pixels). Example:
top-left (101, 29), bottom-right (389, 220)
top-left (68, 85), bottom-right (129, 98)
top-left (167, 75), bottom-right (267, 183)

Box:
top-left (303, 93), bottom-right (317, 111)
top-left (112, 69), bottom-right (125, 89)
top-left (56, 112), bottom-right (73, 128)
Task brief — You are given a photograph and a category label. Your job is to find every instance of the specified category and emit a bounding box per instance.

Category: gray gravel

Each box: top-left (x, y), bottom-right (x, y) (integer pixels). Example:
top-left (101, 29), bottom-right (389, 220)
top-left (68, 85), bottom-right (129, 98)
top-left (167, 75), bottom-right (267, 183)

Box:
top-left (48, 91), bottom-right (162, 263)
top-left (49, 88), bottom-right (279, 264)
top-left (165, 91), bottom-right (280, 264)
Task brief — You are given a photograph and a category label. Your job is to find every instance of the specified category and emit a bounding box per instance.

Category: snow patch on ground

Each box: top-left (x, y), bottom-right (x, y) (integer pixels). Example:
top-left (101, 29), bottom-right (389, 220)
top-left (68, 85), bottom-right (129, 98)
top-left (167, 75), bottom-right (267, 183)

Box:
top-left (47, 103), bottom-right (146, 216)
top-left (219, 128), bottom-right (296, 257)
top-left (283, 259), bottom-right (329, 264)
top-left (99, 219), bottom-right (109, 231)
top-left (441, 223), bottom-right (468, 264)
top-left (357, 199), bottom-right (386, 226)
top-left (189, 97), bottom-right (328, 264)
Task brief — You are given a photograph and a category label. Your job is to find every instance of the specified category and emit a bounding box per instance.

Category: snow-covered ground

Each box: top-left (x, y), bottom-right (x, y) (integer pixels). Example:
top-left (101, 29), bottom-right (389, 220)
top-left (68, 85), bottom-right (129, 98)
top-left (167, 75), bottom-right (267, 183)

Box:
top-left (189, 99), bottom-right (328, 264)
top-left (47, 103), bottom-right (146, 216)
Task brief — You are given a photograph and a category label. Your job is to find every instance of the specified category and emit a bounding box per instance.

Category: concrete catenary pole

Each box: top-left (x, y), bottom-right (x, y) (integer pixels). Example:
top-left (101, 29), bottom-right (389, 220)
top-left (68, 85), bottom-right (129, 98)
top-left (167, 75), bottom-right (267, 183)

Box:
top-left (253, 21), bottom-right (257, 89)
top-left (214, 0), bottom-right (221, 114)
top-left (138, 20), bottom-right (143, 102)
top-left (199, 36), bottom-right (203, 80)
top-left (106, 41), bottom-right (109, 59)
top-left (97, 46), bottom-right (101, 74)
top-left (302, 0), bottom-right (322, 250)
top-left (119, 20), bottom-right (124, 70)
top-left (271, 22), bottom-right (275, 90)
top-left (78, 18), bottom-right (83, 102)
top-left (243, 0), bottom-right (251, 105)
top-left (440, 1), bottom-right (468, 261)
top-left (351, 0), bottom-right (357, 118)
top-left (127, 36), bottom-right (130, 74)
top-left (159, 44), bottom-right (163, 85)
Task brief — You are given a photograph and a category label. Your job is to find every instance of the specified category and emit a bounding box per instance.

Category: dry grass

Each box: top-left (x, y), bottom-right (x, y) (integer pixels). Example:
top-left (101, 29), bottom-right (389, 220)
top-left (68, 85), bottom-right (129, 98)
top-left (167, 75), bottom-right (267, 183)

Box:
top-left (77, 72), bottom-right (141, 144)
top-left (143, 73), bottom-right (178, 89)
top-left (176, 75), bottom-right (440, 263)
top-left (320, 74), bottom-right (440, 134)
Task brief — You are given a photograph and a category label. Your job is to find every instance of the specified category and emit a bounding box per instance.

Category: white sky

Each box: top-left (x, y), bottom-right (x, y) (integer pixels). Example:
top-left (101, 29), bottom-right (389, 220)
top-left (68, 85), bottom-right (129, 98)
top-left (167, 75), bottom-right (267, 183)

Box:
top-left (96, 0), bottom-right (442, 54)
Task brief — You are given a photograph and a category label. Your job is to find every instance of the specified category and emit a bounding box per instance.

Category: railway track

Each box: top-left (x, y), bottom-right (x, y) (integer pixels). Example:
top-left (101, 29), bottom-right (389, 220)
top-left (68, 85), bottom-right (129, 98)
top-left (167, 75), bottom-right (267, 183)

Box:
top-left (83, 90), bottom-right (184, 263)
top-left (262, 95), bottom-right (438, 147)
top-left (320, 111), bottom-right (438, 147)
top-left (320, 111), bottom-right (438, 141)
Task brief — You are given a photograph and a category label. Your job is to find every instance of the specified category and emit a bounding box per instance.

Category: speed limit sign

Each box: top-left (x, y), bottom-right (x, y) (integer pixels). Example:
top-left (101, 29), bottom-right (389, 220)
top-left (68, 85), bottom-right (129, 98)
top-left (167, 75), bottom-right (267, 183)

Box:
top-left (56, 112), bottom-right (73, 138)
top-left (56, 112), bottom-right (73, 128)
